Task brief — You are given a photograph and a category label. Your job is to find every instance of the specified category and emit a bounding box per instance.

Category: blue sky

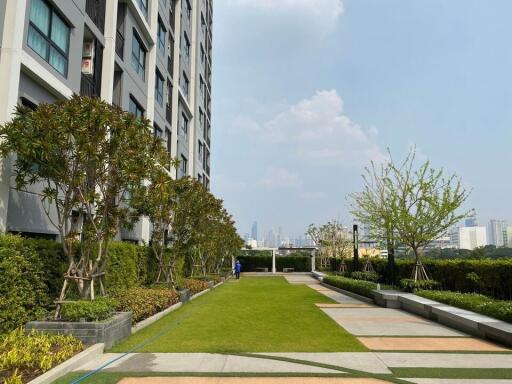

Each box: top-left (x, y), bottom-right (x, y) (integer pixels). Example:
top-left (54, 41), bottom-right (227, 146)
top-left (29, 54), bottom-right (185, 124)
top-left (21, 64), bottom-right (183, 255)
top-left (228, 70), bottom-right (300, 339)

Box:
top-left (211, 0), bottom-right (512, 239)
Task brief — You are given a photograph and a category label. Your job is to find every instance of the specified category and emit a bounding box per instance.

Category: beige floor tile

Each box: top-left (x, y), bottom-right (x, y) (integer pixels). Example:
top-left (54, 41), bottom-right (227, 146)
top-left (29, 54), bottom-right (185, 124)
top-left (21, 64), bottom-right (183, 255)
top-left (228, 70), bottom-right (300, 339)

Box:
top-left (358, 337), bottom-right (509, 351)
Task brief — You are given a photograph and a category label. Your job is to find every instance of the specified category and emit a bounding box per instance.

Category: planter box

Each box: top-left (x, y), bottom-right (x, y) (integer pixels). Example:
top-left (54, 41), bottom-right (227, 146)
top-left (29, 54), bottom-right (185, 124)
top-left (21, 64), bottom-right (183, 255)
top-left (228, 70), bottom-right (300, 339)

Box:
top-left (179, 288), bottom-right (191, 303)
top-left (26, 312), bottom-right (131, 349)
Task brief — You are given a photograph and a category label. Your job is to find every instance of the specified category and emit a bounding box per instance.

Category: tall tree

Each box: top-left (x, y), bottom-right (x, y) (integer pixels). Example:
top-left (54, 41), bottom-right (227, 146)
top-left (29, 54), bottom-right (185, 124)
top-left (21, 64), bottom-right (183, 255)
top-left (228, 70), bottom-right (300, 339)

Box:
top-left (0, 95), bottom-right (165, 305)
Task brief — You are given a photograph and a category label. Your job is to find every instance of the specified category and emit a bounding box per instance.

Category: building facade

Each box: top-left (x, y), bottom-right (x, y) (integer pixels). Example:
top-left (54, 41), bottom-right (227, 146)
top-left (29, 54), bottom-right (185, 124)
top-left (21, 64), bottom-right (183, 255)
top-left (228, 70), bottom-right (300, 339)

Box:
top-left (487, 219), bottom-right (507, 247)
top-left (0, 0), bottom-right (212, 242)
top-left (458, 226), bottom-right (487, 250)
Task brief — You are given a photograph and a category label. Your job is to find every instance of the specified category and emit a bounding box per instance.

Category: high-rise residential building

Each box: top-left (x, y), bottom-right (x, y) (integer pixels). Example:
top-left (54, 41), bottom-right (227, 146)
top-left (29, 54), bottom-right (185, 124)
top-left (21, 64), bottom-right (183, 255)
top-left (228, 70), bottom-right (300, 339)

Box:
top-left (465, 214), bottom-right (478, 227)
top-left (0, 0), bottom-right (213, 242)
top-left (251, 221), bottom-right (258, 241)
top-left (505, 227), bottom-right (512, 248)
top-left (487, 219), bottom-right (507, 247)
top-left (459, 226), bottom-right (487, 250)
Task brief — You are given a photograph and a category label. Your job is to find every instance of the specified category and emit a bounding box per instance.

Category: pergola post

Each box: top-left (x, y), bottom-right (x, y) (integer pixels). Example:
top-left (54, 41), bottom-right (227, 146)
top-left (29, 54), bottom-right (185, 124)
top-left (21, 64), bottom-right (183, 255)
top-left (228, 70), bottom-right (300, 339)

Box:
top-left (311, 250), bottom-right (316, 272)
top-left (272, 249), bottom-right (276, 274)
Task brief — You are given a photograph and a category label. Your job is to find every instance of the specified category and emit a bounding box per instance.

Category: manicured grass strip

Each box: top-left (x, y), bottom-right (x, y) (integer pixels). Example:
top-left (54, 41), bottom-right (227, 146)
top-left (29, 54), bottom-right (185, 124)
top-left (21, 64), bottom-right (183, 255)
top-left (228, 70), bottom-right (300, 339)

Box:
top-left (391, 367), bottom-right (512, 379)
top-left (112, 277), bottom-right (367, 352)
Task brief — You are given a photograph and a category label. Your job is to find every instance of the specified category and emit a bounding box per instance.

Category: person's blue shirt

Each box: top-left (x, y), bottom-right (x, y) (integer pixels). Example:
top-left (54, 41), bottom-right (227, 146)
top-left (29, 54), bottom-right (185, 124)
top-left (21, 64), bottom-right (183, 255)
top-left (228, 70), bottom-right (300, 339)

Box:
top-left (235, 262), bottom-right (242, 273)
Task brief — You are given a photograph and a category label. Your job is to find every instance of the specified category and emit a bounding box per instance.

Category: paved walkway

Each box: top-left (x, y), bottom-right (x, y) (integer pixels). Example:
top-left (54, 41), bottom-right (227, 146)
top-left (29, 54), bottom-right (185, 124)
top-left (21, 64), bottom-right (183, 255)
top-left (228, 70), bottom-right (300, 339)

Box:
top-left (118, 379), bottom-right (393, 384)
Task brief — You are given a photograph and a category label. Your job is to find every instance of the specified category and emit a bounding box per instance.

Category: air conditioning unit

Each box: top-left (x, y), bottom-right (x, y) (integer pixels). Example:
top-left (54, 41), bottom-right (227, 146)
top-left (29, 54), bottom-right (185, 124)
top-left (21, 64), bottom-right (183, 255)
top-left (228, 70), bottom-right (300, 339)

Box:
top-left (82, 41), bottom-right (94, 58)
top-left (81, 58), bottom-right (93, 75)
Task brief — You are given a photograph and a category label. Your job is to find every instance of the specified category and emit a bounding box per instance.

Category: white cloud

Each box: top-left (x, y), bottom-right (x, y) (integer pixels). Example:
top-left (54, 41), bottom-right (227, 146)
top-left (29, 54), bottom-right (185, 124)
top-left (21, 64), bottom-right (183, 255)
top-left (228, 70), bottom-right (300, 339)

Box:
top-left (255, 90), bottom-right (385, 167)
top-left (260, 168), bottom-right (302, 189)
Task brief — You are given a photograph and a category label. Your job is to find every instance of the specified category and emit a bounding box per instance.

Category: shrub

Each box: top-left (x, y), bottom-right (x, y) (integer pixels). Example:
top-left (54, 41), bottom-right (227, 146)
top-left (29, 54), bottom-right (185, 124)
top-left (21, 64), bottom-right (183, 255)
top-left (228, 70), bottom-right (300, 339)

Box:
top-left (181, 278), bottom-right (209, 295)
top-left (0, 328), bottom-right (82, 383)
top-left (417, 290), bottom-right (512, 323)
top-left (113, 287), bottom-right (179, 323)
top-left (105, 242), bottom-right (144, 292)
top-left (0, 235), bottom-right (50, 334)
top-left (236, 255), bottom-right (312, 272)
top-left (60, 297), bottom-right (117, 322)
top-left (329, 257), bottom-right (512, 300)
top-left (276, 256), bottom-right (311, 272)
top-left (323, 276), bottom-right (377, 298)
top-left (399, 278), bottom-right (440, 292)
top-left (351, 271), bottom-right (379, 282)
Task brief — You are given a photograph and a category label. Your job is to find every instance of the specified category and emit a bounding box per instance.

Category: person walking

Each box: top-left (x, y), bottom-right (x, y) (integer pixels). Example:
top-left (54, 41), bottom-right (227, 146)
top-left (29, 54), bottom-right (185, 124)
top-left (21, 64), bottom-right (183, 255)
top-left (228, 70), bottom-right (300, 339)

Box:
top-left (234, 260), bottom-right (242, 280)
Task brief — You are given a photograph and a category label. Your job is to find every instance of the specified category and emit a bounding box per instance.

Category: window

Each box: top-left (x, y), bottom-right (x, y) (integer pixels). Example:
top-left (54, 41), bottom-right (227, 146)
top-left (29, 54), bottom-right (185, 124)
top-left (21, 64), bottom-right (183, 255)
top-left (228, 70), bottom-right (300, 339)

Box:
top-left (200, 45), bottom-right (205, 65)
top-left (181, 72), bottom-right (189, 98)
top-left (154, 123), bottom-right (162, 138)
top-left (198, 173), bottom-right (203, 183)
top-left (201, 15), bottom-right (206, 41)
top-left (199, 78), bottom-right (205, 99)
top-left (198, 140), bottom-right (204, 161)
top-left (180, 113), bottom-right (188, 138)
top-left (180, 154), bottom-right (188, 176)
top-left (129, 95), bottom-right (144, 118)
top-left (155, 70), bottom-right (164, 106)
top-left (136, 0), bottom-right (148, 18)
top-left (131, 31), bottom-right (146, 80)
top-left (166, 128), bottom-right (172, 154)
top-left (185, 0), bottom-right (191, 21)
top-left (28, 0), bottom-right (70, 76)
top-left (182, 33), bottom-right (190, 61)
top-left (199, 109), bottom-right (204, 130)
top-left (157, 19), bottom-right (166, 56)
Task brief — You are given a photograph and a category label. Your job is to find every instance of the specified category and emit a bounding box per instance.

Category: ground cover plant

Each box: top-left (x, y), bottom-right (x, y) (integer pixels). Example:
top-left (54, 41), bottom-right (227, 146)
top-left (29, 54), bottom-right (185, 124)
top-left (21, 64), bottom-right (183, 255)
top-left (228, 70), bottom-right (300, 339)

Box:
top-left (114, 287), bottom-right (180, 323)
top-left (111, 277), bottom-right (367, 353)
top-left (417, 290), bottom-right (512, 323)
top-left (0, 329), bottom-right (82, 383)
top-left (323, 275), bottom-right (377, 298)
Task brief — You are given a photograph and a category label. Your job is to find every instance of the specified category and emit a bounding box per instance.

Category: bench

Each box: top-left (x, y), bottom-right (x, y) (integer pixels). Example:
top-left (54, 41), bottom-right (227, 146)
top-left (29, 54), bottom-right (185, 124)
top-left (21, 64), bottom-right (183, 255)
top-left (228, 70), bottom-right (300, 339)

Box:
top-left (283, 268), bottom-right (295, 273)
top-left (255, 267), bottom-right (269, 272)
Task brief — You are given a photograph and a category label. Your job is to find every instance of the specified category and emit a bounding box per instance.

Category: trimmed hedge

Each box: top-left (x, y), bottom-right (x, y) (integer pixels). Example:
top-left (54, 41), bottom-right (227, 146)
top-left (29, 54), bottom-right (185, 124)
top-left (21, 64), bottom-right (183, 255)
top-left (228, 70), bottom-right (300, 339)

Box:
top-left (0, 235), bottom-right (50, 334)
top-left (181, 278), bottom-right (210, 295)
top-left (60, 297), bottom-right (117, 322)
top-left (417, 290), bottom-right (512, 323)
top-left (329, 257), bottom-right (512, 300)
top-left (400, 278), bottom-right (440, 292)
top-left (236, 255), bottom-right (311, 272)
top-left (114, 287), bottom-right (179, 323)
top-left (323, 276), bottom-right (376, 298)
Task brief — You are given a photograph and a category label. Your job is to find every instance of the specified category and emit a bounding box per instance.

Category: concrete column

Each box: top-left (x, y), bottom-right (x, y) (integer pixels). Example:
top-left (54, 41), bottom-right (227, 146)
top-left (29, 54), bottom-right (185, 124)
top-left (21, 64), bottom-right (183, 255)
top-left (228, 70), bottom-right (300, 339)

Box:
top-left (0, 0), bottom-right (28, 232)
top-left (272, 249), bottom-right (276, 274)
top-left (311, 251), bottom-right (316, 272)
top-left (100, 0), bottom-right (119, 103)
top-left (145, 0), bottom-right (158, 121)
top-left (170, 0), bottom-right (182, 161)
top-left (187, 0), bottom-right (199, 176)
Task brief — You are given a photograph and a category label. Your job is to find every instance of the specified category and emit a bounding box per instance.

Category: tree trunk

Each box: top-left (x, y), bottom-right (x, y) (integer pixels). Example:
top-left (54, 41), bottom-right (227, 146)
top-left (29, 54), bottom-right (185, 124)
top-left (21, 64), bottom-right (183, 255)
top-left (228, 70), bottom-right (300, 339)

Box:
top-left (386, 239), bottom-right (395, 285)
top-left (411, 247), bottom-right (430, 281)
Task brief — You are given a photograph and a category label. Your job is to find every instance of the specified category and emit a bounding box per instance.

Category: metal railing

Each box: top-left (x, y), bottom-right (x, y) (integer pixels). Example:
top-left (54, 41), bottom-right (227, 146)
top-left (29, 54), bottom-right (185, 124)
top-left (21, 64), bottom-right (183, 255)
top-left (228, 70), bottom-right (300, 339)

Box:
top-left (80, 75), bottom-right (99, 97)
top-left (85, 0), bottom-right (106, 33)
top-left (115, 30), bottom-right (124, 59)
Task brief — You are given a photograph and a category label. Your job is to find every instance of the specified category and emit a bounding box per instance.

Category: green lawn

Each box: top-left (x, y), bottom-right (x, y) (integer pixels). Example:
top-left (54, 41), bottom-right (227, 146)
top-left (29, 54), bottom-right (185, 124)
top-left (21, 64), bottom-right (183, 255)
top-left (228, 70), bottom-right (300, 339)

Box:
top-left (111, 277), bottom-right (367, 352)
top-left (391, 367), bottom-right (512, 379)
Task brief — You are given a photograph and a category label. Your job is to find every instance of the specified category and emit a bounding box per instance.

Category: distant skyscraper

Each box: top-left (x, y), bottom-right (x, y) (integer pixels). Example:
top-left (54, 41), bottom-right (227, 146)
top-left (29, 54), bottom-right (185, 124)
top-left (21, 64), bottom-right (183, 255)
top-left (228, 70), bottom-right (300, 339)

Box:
top-left (465, 214), bottom-right (477, 227)
top-left (488, 219), bottom-right (507, 247)
top-left (459, 227), bottom-right (487, 250)
top-left (251, 221), bottom-right (258, 241)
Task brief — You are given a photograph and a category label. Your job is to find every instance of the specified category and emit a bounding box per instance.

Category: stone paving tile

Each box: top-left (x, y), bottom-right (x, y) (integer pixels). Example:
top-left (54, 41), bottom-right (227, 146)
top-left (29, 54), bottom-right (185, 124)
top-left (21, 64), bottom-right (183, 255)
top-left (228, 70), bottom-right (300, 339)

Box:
top-left (357, 337), bottom-right (509, 351)
top-left (76, 353), bottom-right (342, 374)
top-left (321, 308), bottom-right (467, 337)
top-left (316, 304), bottom-right (375, 309)
top-left (405, 379), bottom-right (512, 384)
top-left (118, 378), bottom-right (394, 384)
top-left (259, 353), bottom-right (391, 374)
top-left (284, 276), bottom-right (319, 285)
top-left (377, 352), bottom-right (512, 368)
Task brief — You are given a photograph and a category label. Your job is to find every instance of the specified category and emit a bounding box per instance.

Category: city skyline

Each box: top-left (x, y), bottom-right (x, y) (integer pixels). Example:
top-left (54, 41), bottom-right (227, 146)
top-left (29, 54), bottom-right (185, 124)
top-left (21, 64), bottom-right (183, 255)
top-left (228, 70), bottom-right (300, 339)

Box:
top-left (212, 0), bottom-right (512, 236)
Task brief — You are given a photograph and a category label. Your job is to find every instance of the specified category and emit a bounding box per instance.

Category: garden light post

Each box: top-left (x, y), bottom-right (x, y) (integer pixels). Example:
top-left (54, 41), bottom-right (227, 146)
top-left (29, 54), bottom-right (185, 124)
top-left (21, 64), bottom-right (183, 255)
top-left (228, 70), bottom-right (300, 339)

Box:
top-left (353, 224), bottom-right (359, 271)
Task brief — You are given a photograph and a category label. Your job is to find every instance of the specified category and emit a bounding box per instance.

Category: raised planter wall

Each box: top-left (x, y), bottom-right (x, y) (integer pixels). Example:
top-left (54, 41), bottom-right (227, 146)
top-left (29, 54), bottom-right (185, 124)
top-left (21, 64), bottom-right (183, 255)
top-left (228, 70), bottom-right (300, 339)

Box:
top-left (26, 312), bottom-right (131, 349)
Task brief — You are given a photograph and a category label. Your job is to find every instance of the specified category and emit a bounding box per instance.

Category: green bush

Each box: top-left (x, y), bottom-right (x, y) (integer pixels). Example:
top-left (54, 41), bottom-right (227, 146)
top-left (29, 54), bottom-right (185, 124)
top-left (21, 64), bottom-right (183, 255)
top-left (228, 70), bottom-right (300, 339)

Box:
top-left (417, 290), bottom-right (512, 323)
top-left (0, 328), bottom-right (83, 383)
top-left (329, 257), bottom-right (512, 300)
top-left (181, 278), bottom-right (210, 295)
top-left (323, 276), bottom-right (376, 298)
top-left (105, 242), bottom-right (146, 291)
top-left (351, 271), bottom-right (379, 282)
top-left (113, 287), bottom-right (179, 323)
top-left (399, 278), bottom-right (440, 292)
top-left (236, 255), bottom-right (311, 272)
top-left (60, 297), bottom-right (117, 322)
top-left (0, 235), bottom-right (50, 334)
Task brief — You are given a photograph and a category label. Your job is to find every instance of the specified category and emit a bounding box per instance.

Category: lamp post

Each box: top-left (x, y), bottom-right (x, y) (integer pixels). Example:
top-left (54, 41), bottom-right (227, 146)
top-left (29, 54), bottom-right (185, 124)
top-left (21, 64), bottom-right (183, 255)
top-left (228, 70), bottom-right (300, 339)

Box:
top-left (353, 224), bottom-right (359, 271)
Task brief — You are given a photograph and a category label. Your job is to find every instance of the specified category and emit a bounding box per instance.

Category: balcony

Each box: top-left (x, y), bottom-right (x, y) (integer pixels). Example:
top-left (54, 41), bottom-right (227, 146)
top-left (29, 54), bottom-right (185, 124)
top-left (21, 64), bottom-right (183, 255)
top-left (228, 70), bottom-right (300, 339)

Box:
top-left (115, 30), bottom-right (124, 59)
top-left (80, 74), bottom-right (99, 97)
top-left (85, 0), bottom-right (106, 33)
